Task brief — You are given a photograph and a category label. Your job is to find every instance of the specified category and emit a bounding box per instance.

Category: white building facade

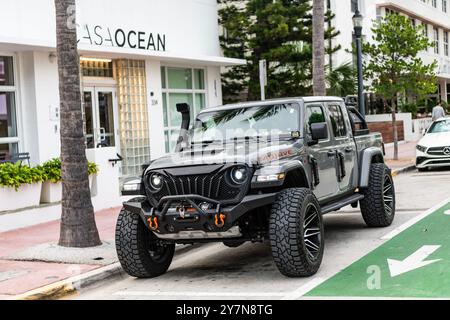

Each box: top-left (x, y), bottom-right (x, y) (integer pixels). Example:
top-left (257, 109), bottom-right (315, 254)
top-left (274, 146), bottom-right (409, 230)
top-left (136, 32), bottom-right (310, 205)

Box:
top-left (0, 0), bottom-right (243, 209)
top-left (329, 0), bottom-right (450, 103)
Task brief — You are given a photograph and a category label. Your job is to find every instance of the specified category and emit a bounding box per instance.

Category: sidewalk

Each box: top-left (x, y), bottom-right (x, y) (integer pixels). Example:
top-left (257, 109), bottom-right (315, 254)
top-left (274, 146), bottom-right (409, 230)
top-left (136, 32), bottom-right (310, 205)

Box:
top-left (384, 140), bottom-right (417, 172)
top-left (0, 207), bottom-right (120, 298)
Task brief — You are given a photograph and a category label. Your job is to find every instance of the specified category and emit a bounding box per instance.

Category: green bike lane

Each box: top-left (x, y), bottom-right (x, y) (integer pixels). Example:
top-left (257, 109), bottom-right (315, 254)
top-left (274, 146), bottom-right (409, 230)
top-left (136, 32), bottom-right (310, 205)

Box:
top-left (306, 201), bottom-right (450, 299)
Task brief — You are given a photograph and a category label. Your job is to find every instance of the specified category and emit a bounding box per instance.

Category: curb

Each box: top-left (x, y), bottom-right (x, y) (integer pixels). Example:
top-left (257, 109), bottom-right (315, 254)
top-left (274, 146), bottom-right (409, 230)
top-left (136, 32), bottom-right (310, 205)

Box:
top-left (11, 244), bottom-right (202, 300)
top-left (11, 263), bottom-right (124, 300)
top-left (391, 164), bottom-right (417, 177)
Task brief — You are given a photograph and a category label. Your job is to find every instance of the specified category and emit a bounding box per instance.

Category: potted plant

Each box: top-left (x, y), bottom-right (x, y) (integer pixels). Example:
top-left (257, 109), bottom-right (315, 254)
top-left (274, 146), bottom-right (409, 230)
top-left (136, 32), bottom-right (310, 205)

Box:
top-left (0, 162), bottom-right (45, 212)
top-left (40, 158), bottom-right (99, 203)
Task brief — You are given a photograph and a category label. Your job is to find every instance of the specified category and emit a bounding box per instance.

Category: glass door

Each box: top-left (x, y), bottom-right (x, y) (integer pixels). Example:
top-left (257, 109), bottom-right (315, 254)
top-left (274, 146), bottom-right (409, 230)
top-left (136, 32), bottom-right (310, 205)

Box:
top-left (82, 87), bottom-right (119, 150)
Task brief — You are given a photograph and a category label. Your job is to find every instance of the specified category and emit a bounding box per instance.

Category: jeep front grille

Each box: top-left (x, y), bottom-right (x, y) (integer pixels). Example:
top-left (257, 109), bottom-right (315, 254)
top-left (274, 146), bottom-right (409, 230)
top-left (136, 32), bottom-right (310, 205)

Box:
top-left (144, 165), bottom-right (252, 206)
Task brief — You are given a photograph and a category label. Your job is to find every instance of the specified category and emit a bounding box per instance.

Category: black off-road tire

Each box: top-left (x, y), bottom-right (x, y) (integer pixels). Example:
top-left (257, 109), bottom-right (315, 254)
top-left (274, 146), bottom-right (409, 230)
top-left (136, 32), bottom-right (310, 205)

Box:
top-left (115, 205), bottom-right (175, 278)
top-left (360, 163), bottom-right (396, 227)
top-left (269, 188), bottom-right (324, 277)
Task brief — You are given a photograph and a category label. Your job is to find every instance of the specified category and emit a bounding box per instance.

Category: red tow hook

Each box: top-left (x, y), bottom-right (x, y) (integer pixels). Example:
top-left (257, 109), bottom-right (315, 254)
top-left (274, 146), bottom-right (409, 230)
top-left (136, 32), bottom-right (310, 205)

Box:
top-left (148, 216), bottom-right (159, 231)
top-left (214, 213), bottom-right (226, 228)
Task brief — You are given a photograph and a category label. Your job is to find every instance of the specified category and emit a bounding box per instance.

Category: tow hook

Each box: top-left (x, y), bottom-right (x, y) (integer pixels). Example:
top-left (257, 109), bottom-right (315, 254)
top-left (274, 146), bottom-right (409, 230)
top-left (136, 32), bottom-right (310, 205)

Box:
top-left (214, 213), bottom-right (226, 228)
top-left (148, 216), bottom-right (159, 231)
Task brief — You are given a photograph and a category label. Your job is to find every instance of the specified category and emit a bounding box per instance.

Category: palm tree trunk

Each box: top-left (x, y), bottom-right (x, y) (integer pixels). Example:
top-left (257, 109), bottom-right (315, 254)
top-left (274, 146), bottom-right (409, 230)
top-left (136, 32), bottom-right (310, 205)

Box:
top-left (312, 0), bottom-right (326, 96)
top-left (55, 0), bottom-right (101, 248)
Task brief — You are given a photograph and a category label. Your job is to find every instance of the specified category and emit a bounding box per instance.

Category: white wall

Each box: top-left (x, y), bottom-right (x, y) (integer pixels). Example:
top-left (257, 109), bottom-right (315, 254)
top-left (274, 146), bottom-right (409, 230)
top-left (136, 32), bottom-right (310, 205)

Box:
top-left (206, 66), bottom-right (223, 108)
top-left (32, 51), bottom-right (61, 162)
top-left (146, 60), bottom-right (166, 160)
top-left (0, 0), bottom-right (222, 58)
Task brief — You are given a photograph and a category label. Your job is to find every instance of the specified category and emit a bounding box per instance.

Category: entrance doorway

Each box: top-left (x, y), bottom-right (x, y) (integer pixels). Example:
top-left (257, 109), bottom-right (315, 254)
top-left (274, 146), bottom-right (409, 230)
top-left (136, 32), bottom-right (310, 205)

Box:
top-left (82, 87), bottom-right (119, 150)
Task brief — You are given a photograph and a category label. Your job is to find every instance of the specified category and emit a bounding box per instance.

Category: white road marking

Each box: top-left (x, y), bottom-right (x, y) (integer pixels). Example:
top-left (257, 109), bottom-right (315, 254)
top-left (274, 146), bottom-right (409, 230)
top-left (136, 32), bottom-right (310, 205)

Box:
top-left (387, 245), bottom-right (441, 277)
top-left (281, 277), bottom-right (327, 300)
top-left (381, 196), bottom-right (450, 240)
top-left (113, 291), bottom-right (286, 298)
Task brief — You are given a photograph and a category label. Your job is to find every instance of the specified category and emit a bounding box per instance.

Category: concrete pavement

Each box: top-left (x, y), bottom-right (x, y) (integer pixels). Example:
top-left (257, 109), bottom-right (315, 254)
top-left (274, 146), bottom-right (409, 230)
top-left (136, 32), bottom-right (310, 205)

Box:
top-left (72, 169), bottom-right (450, 300)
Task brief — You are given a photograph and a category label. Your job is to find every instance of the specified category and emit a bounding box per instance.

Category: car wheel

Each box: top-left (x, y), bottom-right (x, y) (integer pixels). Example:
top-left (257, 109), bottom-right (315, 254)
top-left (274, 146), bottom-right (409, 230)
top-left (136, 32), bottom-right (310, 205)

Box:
top-left (417, 167), bottom-right (428, 172)
top-left (115, 204), bottom-right (175, 278)
top-left (360, 163), bottom-right (396, 227)
top-left (269, 188), bottom-right (324, 277)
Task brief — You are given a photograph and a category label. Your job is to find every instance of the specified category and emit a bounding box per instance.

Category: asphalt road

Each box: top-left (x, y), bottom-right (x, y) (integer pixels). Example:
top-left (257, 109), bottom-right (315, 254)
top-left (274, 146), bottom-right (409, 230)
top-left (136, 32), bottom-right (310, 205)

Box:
top-left (73, 169), bottom-right (450, 300)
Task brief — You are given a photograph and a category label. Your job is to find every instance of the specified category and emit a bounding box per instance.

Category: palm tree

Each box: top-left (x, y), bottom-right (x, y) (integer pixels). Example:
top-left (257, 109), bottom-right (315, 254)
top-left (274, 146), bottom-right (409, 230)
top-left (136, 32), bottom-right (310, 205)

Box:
top-left (55, 0), bottom-right (101, 248)
top-left (326, 63), bottom-right (357, 97)
top-left (312, 0), bottom-right (326, 96)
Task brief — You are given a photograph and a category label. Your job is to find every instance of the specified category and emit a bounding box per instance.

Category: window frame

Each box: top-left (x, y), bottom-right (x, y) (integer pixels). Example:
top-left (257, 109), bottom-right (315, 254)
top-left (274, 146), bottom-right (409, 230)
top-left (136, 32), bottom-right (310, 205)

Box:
top-left (161, 65), bottom-right (208, 153)
top-left (0, 53), bottom-right (21, 157)
top-left (326, 103), bottom-right (349, 140)
top-left (304, 103), bottom-right (330, 143)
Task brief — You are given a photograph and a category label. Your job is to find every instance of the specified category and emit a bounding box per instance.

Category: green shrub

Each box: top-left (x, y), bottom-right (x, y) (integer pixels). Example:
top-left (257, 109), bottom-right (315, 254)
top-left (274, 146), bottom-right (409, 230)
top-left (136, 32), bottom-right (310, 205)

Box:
top-left (399, 103), bottom-right (419, 118)
top-left (0, 162), bottom-right (45, 191)
top-left (40, 158), bottom-right (99, 183)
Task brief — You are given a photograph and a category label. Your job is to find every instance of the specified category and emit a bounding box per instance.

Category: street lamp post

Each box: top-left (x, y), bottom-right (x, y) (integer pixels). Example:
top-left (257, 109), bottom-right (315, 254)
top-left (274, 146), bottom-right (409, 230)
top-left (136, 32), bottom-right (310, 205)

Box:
top-left (353, 9), bottom-right (366, 119)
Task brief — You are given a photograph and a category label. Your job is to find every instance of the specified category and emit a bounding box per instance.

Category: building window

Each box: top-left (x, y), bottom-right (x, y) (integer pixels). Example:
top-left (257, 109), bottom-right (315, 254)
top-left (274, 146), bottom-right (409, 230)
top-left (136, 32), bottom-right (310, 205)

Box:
top-left (444, 31), bottom-right (449, 56)
top-left (81, 58), bottom-right (114, 77)
top-left (0, 56), bottom-right (19, 161)
top-left (161, 67), bottom-right (207, 153)
top-left (432, 0), bottom-right (437, 8)
top-left (434, 27), bottom-right (440, 54)
top-left (422, 22), bottom-right (429, 39)
top-left (443, 0), bottom-right (448, 12)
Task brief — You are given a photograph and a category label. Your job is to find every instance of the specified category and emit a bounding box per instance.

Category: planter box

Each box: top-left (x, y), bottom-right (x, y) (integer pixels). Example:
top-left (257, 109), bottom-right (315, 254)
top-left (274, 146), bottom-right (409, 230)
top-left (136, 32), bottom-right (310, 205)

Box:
top-left (0, 182), bottom-right (43, 212)
top-left (40, 181), bottom-right (62, 204)
top-left (40, 175), bottom-right (97, 204)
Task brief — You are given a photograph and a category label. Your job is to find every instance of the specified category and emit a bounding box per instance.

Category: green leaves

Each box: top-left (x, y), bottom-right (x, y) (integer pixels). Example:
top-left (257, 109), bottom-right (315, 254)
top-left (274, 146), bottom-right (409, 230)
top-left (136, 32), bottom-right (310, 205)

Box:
top-left (40, 158), bottom-right (99, 183)
top-left (219, 0), bottom-right (340, 102)
top-left (0, 162), bottom-right (44, 191)
top-left (363, 14), bottom-right (437, 103)
top-left (0, 158), bottom-right (100, 191)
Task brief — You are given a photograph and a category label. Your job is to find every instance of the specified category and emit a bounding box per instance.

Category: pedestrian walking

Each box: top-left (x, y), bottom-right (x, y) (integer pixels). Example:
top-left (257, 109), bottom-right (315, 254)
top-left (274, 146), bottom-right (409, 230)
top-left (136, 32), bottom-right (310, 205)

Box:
top-left (432, 101), bottom-right (446, 121)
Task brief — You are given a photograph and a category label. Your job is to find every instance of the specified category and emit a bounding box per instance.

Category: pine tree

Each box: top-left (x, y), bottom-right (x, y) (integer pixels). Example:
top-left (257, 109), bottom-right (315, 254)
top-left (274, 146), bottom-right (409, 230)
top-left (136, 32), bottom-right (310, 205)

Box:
top-left (219, 0), bottom-right (341, 103)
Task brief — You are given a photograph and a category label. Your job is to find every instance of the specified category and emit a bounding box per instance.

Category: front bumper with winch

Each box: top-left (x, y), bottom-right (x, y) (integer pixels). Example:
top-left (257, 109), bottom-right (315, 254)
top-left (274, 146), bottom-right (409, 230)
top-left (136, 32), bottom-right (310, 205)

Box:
top-left (123, 193), bottom-right (276, 241)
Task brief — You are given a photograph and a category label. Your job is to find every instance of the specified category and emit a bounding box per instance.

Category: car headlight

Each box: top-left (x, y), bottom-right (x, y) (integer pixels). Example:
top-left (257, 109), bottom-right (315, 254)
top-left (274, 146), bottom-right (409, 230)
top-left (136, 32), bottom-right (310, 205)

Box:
top-left (149, 173), bottom-right (164, 191)
top-left (230, 166), bottom-right (249, 185)
top-left (416, 145), bottom-right (427, 153)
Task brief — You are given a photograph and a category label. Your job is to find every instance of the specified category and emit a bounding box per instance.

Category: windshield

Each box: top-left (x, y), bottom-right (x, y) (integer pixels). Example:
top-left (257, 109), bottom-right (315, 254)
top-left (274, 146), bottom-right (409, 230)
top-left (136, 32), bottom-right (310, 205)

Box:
top-left (191, 103), bottom-right (300, 143)
top-left (428, 120), bottom-right (450, 133)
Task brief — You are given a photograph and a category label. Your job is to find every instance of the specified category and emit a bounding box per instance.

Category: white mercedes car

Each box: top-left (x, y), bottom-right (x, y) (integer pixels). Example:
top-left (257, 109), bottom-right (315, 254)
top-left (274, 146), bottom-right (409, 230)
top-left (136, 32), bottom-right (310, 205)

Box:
top-left (416, 117), bottom-right (450, 171)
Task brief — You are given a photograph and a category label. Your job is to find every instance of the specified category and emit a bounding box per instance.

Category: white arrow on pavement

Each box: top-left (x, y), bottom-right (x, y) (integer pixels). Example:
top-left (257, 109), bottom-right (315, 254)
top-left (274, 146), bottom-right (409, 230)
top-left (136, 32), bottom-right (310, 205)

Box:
top-left (387, 245), bottom-right (442, 277)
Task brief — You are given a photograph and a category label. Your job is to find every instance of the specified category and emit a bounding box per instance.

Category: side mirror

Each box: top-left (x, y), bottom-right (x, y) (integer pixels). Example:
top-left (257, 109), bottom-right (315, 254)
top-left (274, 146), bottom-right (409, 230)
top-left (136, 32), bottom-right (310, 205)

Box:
top-left (310, 122), bottom-right (329, 141)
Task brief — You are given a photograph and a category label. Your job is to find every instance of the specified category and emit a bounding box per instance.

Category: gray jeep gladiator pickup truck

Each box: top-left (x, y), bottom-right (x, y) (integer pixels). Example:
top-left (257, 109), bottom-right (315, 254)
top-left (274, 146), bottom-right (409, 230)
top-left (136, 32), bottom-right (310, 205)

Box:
top-left (117, 97), bottom-right (395, 278)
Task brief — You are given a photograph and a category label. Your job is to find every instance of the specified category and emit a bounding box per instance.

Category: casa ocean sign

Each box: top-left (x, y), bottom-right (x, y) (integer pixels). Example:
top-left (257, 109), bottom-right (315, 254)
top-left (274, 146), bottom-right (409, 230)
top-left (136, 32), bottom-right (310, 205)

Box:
top-left (77, 24), bottom-right (167, 52)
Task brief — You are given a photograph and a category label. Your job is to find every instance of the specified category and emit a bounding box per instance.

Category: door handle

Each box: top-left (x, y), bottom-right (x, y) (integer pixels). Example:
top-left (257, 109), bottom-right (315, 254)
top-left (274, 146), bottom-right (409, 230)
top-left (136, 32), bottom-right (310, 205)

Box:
top-left (327, 150), bottom-right (336, 157)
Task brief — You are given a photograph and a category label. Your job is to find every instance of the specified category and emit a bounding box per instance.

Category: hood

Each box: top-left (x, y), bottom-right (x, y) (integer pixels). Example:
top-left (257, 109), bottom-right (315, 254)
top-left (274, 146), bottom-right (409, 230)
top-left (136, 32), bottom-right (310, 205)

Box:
top-left (148, 140), bottom-right (304, 171)
top-left (419, 132), bottom-right (450, 148)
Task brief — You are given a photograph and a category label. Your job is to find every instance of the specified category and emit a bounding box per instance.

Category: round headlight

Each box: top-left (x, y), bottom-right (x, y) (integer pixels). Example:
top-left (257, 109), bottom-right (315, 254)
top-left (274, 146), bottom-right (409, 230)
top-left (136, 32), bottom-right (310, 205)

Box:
top-left (149, 173), bottom-right (163, 190)
top-left (230, 166), bottom-right (248, 185)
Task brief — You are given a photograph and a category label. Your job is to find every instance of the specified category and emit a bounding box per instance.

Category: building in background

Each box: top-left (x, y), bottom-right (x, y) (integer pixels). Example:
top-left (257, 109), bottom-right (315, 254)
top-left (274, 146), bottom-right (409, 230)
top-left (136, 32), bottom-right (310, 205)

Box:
top-left (330, 0), bottom-right (450, 105)
top-left (0, 0), bottom-right (243, 209)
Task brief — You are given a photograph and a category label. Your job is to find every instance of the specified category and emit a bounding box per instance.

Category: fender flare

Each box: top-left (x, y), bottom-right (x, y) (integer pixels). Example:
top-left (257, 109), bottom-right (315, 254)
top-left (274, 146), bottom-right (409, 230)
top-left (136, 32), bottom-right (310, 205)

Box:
top-left (359, 147), bottom-right (385, 188)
